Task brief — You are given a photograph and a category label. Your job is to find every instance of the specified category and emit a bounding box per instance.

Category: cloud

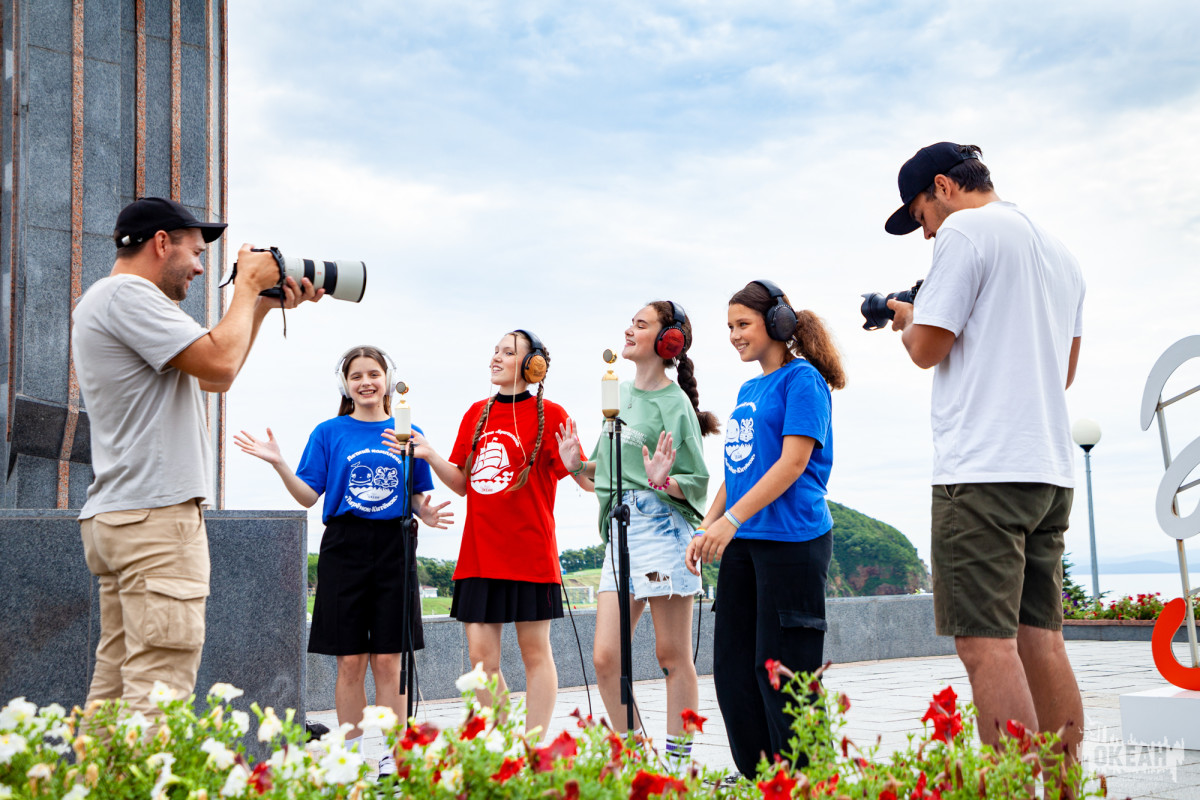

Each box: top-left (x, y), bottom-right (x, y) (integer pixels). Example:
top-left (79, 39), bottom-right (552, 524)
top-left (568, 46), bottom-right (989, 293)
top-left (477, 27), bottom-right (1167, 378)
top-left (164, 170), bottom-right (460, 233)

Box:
top-left (224, 1), bottom-right (1200, 578)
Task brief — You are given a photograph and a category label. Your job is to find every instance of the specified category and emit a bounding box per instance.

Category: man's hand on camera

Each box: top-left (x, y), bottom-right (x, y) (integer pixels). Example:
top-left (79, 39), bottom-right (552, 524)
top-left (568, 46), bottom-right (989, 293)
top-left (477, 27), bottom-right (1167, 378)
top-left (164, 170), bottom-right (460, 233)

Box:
top-left (235, 244), bottom-right (285, 294)
top-left (887, 298), bottom-right (914, 332)
top-left (275, 276), bottom-right (324, 309)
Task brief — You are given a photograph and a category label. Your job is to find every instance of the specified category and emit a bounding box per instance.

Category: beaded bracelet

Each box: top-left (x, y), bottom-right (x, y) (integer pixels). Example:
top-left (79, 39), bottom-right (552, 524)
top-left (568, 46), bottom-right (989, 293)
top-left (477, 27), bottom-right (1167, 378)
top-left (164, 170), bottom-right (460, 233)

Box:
top-left (647, 476), bottom-right (670, 491)
top-left (724, 510), bottom-right (742, 529)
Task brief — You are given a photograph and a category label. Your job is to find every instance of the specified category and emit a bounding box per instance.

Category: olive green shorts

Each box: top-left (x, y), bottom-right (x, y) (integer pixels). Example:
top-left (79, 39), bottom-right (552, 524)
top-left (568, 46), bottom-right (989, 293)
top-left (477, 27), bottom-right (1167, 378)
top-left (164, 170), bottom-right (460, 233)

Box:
top-left (931, 483), bottom-right (1073, 638)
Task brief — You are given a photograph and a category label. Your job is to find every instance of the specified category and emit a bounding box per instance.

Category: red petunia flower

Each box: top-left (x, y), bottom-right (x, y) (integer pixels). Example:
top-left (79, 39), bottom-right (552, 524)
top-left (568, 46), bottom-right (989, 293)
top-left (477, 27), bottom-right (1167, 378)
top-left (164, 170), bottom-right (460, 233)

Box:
top-left (531, 730), bottom-right (579, 772)
top-left (569, 708), bottom-right (595, 729)
top-left (461, 714), bottom-right (486, 740)
top-left (1005, 719), bottom-right (1026, 740)
top-left (630, 769), bottom-right (687, 800)
top-left (910, 771), bottom-right (928, 800)
top-left (399, 721), bottom-right (439, 750)
top-left (248, 762), bottom-right (272, 795)
top-left (840, 735), bottom-right (850, 757)
top-left (680, 709), bottom-right (707, 734)
top-left (757, 768), bottom-right (798, 800)
top-left (765, 659), bottom-right (784, 691)
top-left (490, 756), bottom-right (525, 783)
top-left (837, 692), bottom-right (851, 713)
top-left (879, 790), bottom-right (897, 800)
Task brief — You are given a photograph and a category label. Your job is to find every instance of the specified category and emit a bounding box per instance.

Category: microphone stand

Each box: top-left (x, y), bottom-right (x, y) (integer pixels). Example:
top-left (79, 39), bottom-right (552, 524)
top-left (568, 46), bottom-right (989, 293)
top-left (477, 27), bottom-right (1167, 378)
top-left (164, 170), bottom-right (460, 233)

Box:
top-left (607, 416), bottom-right (635, 731)
top-left (398, 438), bottom-right (417, 720)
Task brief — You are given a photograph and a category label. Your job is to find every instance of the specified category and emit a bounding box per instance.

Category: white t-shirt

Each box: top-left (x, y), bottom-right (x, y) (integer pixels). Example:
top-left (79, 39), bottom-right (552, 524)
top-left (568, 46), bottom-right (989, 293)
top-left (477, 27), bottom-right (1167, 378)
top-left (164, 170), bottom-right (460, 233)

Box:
top-left (72, 274), bottom-right (211, 518)
top-left (913, 201), bottom-right (1085, 487)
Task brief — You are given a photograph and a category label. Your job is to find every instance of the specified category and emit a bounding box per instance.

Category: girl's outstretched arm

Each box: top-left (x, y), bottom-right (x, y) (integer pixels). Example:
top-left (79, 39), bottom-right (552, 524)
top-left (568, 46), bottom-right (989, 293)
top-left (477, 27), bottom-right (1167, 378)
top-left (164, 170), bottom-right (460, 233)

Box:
top-left (233, 428), bottom-right (320, 508)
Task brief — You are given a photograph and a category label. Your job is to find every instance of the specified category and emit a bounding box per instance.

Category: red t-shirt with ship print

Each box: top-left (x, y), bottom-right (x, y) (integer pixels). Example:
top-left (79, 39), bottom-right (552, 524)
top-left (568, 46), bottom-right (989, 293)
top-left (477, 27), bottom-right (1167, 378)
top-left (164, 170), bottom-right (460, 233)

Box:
top-left (449, 393), bottom-right (571, 583)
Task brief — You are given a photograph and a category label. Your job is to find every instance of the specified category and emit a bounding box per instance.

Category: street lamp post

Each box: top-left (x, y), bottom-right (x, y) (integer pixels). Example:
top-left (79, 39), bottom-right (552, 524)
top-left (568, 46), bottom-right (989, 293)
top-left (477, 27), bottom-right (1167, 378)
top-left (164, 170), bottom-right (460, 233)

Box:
top-left (1072, 419), bottom-right (1102, 600)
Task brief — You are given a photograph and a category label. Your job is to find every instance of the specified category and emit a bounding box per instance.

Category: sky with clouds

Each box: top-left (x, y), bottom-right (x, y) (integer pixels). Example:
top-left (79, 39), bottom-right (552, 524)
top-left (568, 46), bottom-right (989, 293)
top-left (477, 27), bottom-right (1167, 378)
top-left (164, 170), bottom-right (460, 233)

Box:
top-left (221, 1), bottom-right (1200, 587)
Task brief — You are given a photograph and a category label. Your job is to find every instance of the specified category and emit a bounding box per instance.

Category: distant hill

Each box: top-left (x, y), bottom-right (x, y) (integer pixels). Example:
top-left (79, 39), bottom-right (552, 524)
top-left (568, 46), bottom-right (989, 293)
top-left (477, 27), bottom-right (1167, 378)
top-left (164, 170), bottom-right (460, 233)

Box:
top-left (827, 501), bottom-right (930, 596)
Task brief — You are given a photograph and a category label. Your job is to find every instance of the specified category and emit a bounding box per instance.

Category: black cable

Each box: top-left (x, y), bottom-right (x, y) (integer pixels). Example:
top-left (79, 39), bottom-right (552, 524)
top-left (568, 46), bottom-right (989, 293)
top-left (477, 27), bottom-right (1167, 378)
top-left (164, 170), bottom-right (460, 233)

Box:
top-left (560, 584), bottom-right (593, 719)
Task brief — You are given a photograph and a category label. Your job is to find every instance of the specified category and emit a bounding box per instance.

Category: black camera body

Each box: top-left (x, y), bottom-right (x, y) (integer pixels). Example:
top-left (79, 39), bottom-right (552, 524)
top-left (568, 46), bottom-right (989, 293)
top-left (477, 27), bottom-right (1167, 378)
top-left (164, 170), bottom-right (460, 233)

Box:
top-left (860, 279), bottom-right (923, 331)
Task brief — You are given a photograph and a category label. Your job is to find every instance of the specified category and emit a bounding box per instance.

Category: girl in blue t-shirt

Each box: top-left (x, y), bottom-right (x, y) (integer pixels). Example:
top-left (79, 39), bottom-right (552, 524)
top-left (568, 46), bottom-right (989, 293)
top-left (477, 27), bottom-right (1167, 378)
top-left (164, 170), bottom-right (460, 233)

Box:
top-left (685, 280), bottom-right (845, 778)
top-left (234, 345), bottom-right (451, 774)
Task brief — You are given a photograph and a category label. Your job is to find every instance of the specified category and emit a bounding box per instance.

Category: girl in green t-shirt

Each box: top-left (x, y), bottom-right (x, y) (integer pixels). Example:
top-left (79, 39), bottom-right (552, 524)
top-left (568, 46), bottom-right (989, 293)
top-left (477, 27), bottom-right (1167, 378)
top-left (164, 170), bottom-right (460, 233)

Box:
top-left (556, 301), bottom-right (719, 771)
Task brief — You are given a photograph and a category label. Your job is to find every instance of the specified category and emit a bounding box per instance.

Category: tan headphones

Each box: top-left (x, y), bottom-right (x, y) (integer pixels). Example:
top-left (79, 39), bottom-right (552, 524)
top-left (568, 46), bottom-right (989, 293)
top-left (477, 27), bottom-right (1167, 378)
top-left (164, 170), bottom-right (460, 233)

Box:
top-left (513, 330), bottom-right (548, 383)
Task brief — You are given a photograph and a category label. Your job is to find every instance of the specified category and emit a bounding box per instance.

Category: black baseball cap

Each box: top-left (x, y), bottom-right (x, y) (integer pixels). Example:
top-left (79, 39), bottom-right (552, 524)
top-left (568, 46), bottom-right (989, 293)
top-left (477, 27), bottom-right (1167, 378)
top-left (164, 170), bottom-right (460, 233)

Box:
top-left (113, 196), bottom-right (227, 247)
top-left (884, 142), bottom-right (977, 236)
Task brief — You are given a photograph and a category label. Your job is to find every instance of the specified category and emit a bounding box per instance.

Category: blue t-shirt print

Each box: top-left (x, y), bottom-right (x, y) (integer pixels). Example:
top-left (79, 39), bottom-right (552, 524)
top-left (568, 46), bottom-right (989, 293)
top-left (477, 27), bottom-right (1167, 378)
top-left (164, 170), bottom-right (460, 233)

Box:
top-left (296, 416), bottom-right (435, 523)
top-left (723, 359), bottom-right (833, 543)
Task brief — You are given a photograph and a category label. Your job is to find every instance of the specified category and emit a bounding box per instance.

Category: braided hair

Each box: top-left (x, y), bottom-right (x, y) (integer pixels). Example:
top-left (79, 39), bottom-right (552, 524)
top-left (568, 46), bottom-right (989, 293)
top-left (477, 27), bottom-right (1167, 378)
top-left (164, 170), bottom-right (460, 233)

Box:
top-left (647, 301), bottom-right (720, 436)
top-left (727, 283), bottom-right (846, 390)
top-left (462, 331), bottom-right (550, 492)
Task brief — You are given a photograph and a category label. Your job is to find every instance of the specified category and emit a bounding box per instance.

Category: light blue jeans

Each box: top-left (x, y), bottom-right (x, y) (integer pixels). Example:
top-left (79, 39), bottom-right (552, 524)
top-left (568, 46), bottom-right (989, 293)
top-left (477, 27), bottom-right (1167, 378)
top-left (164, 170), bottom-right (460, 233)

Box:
top-left (598, 490), bottom-right (702, 599)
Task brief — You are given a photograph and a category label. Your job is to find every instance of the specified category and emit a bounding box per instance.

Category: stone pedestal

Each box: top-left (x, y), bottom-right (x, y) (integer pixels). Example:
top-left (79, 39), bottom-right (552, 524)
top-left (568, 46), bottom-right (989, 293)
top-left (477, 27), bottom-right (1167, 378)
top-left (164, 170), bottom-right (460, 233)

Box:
top-left (1120, 686), bottom-right (1200, 749)
top-left (0, 509), bottom-right (307, 719)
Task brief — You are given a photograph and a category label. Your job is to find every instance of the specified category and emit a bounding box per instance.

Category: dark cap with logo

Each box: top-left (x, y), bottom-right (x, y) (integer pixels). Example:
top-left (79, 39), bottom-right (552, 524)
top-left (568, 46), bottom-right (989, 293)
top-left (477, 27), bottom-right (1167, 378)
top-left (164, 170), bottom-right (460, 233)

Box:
top-left (113, 196), bottom-right (227, 247)
top-left (885, 142), bottom-right (977, 236)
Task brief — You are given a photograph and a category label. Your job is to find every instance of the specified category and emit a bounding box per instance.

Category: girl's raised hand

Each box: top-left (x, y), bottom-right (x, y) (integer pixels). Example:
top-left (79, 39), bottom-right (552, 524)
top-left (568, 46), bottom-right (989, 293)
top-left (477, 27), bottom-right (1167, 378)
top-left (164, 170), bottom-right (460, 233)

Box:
top-left (417, 496), bottom-right (454, 529)
top-left (382, 428), bottom-right (436, 460)
top-left (642, 431), bottom-right (676, 488)
top-left (234, 428), bottom-right (283, 466)
top-left (555, 419), bottom-right (584, 473)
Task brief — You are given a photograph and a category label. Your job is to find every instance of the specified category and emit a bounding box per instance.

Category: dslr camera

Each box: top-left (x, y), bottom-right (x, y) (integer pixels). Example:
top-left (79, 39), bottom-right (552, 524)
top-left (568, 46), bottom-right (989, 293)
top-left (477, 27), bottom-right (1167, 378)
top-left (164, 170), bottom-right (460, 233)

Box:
top-left (222, 247), bottom-right (367, 303)
top-left (860, 279), bottom-right (923, 331)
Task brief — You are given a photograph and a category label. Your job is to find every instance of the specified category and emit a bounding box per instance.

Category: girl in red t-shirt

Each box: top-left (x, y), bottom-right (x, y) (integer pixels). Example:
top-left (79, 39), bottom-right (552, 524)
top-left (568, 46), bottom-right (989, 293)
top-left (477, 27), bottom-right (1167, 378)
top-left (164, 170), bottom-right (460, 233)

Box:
top-left (385, 330), bottom-right (585, 734)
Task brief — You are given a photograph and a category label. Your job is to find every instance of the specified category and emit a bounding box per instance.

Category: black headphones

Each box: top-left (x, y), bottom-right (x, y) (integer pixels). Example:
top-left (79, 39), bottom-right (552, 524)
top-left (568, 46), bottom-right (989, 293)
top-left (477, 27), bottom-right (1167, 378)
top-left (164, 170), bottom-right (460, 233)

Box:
top-left (654, 301), bottom-right (688, 360)
top-left (513, 330), bottom-right (548, 383)
top-left (752, 280), bottom-right (798, 341)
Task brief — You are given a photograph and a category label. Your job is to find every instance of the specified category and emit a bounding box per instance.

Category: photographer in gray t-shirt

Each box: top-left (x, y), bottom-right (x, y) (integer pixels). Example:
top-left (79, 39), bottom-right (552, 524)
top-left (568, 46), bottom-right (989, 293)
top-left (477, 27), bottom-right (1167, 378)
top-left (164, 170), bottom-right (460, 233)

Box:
top-left (71, 196), bottom-right (323, 718)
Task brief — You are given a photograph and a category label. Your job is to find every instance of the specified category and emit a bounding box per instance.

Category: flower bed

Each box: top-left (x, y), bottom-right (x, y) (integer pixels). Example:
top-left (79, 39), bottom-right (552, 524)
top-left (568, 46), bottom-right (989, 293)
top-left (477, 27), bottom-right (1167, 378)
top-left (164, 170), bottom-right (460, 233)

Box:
top-left (1063, 592), bottom-right (1165, 621)
top-left (0, 662), bottom-right (1104, 799)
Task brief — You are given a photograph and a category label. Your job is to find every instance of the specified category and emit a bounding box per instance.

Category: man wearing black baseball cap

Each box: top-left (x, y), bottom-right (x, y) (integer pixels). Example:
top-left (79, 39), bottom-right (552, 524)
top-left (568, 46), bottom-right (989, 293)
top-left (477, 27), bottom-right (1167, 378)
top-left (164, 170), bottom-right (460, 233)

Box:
top-left (71, 196), bottom-right (323, 717)
top-left (883, 145), bottom-right (1087, 764)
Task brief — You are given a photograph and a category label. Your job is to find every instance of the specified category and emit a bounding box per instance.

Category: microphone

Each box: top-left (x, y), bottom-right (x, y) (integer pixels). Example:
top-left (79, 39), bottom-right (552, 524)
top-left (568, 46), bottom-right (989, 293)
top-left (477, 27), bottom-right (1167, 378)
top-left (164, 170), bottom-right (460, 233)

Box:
top-left (393, 381), bottom-right (412, 443)
top-left (601, 349), bottom-right (619, 419)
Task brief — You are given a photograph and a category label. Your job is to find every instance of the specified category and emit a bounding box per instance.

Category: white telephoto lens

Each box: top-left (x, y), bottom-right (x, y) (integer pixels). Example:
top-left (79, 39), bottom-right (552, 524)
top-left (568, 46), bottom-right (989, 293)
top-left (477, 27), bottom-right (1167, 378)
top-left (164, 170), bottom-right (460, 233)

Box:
top-left (280, 256), bottom-right (367, 302)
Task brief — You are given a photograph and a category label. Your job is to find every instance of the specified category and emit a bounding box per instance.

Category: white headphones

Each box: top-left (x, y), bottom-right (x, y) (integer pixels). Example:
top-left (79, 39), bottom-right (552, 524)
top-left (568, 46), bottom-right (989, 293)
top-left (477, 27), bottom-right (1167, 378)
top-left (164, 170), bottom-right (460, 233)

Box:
top-left (334, 345), bottom-right (399, 398)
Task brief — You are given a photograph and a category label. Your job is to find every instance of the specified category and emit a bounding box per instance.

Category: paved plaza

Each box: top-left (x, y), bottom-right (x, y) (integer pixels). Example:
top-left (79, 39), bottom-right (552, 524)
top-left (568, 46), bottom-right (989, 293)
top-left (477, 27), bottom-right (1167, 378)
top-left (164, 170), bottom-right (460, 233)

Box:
top-left (312, 640), bottom-right (1198, 798)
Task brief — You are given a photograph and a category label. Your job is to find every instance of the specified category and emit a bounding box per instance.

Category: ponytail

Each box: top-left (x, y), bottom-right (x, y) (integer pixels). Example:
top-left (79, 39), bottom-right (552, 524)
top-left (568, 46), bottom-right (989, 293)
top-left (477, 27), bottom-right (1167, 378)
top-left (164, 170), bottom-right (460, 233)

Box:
top-left (791, 310), bottom-right (846, 390)
top-left (648, 300), bottom-right (720, 437)
top-left (675, 353), bottom-right (720, 436)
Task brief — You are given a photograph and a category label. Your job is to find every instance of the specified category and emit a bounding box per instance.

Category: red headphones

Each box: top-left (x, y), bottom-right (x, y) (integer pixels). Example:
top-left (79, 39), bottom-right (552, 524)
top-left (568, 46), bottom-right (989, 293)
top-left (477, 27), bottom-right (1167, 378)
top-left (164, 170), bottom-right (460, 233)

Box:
top-left (654, 301), bottom-right (688, 360)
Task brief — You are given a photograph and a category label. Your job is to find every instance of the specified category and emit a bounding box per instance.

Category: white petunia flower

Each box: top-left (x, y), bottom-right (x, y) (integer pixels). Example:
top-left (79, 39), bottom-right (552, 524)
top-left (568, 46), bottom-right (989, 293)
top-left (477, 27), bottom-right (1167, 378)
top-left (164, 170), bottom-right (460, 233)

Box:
top-left (26, 762), bottom-right (52, 779)
top-left (228, 710), bottom-right (250, 737)
top-left (62, 785), bottom-right (89, 800)
top-left (0, 697), bottom-right (38, 731)
top-left (440, 765), bottom-right (463, 792)
top-left (0, 732), bottom-right (28, 764)
top-left (118, 711), bottom-right (152, 736)
top-left (147, 752), bottom-right (177, 798)
top-left (208, 683), bottom-right (244, 702)
top-left (200, 737), bottom-right (236, 770)
top-left (268, 744), bottom-right (308, 780)
top-left (358, 705), bottom-right (398, 734)
top-left (317, 722), bottom-right (354, 749)
top-left (455, 662), bottom-right (489, 694)
top-left (38, 703), bottom-right (66, 720)
top-left (256, 708), bottom-right (283, 742)
top-left (483, 728), bottom-right (507, 754)
top-left (319, 745), bottom-right (363, 785)
top-left (220, 764), bottom-right (249, 797)
top-left (149, 682), bottom-right (178, 706)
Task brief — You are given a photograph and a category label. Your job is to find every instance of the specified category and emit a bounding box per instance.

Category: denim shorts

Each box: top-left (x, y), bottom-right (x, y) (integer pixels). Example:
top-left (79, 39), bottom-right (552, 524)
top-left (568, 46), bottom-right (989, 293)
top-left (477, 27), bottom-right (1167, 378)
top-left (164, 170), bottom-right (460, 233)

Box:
top-left (598, 490), bottom-right (702, 600)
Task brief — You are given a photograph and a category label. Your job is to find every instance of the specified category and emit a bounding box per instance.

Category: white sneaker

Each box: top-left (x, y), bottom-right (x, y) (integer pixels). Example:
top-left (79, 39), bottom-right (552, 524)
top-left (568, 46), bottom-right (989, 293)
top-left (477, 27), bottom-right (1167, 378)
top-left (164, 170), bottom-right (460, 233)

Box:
top-left (377, 753), bottom-right (396, 777)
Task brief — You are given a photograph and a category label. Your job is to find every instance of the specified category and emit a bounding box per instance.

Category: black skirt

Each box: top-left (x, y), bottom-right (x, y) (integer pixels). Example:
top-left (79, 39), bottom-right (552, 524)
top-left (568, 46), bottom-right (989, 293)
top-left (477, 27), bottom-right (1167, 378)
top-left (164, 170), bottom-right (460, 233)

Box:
top-left (451, 577), bottom-right (564, 623)
top-left (308, 513), bottom-right (425, 655)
